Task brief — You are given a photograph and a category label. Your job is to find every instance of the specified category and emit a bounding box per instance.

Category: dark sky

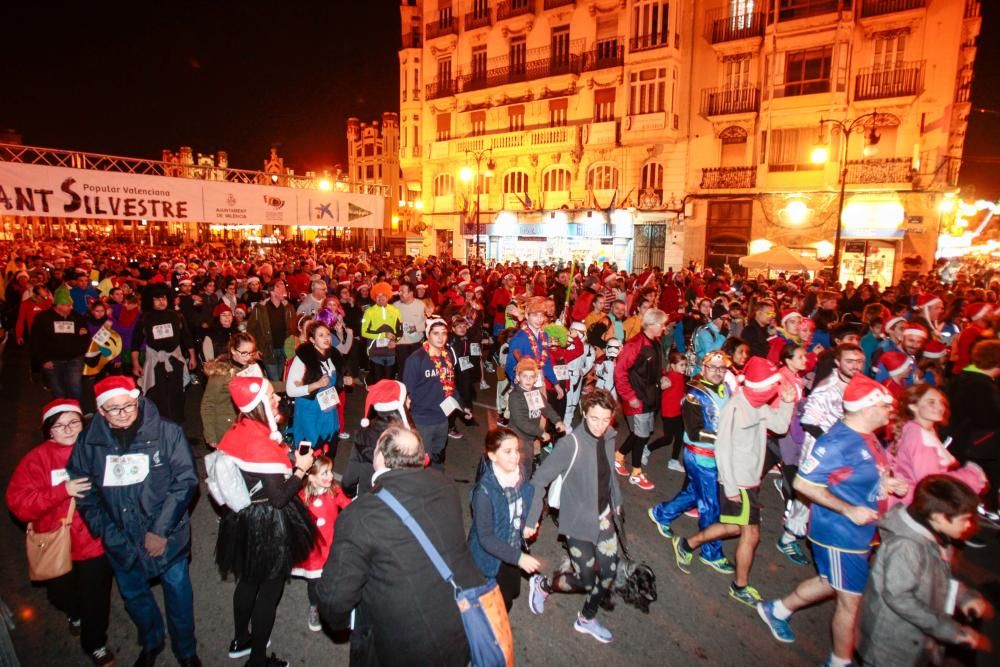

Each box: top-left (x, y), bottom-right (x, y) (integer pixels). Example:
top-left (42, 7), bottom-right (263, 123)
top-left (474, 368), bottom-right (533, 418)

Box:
top-left (1, 2), bottom-right (998, 197)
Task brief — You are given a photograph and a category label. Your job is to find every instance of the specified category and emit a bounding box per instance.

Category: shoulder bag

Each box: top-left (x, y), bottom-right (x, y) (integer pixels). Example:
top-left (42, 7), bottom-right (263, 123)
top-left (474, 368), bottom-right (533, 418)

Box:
top-left (546, 433), bottom-right (578, 510)
top-left (26, 499), bottom-right (75, 581)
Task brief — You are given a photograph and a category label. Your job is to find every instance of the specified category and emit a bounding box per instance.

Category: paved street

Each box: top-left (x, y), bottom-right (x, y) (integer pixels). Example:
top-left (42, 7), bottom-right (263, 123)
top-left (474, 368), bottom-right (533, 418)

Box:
top-left (2, 349), bottom-right (997, 666)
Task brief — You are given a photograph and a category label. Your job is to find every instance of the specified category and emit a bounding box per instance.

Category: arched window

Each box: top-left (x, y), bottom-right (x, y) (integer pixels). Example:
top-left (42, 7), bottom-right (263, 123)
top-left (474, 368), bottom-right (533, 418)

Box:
top-left (433, 173), bottom-right (454, 197)
top-left (542, 166), bottom-right (572, 192)
top-left (586, 164), bottom-right (619, 189)
top-left (503, 170), bottom-right (529, 194)
top-left (640, 162), bottom-right (663, 192)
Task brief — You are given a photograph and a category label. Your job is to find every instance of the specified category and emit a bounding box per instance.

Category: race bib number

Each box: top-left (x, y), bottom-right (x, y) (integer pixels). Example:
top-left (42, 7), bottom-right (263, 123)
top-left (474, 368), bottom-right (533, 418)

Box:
top-left (317, 387), bottom-right (340, 412)
top-left (525, 390), bottom-right (545, 412)
top-left (50, 468), bottom-right (69, 486)
top-left (151, 323), bottom-right (174, 340)
top-left (236, 364), bottom-right (263, 378)
top-left (92, 327), bottom-right (112, 346)
top-left (554, 364), bottom-right (569, 381)
top-left (102, 454), bottom-right (150, 487)
top-left (53, 321), bottom-right (74, 334)
top-left (376, 337), bottom-right (389, 348)
top-left (440, 396), bottom-right (462, 416)
top-left (800, 453), bottom-right (820, 475)
top-left (470, 343), bottom-right (481, 357)
top-left (458, 356), bottom-right (474, 371)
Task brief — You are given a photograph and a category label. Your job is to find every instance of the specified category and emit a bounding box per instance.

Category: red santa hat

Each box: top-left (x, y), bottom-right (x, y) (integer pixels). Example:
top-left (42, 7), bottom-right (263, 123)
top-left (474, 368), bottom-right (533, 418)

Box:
top-left (42, 398), bottom-right (82, 424)
top-left (94, 375), bottom-right (141, 409)
top-left (916, 293), bottom-right (942, 310)
top-left (360, 380), bottom-right (409, 428)
top-left (843, 374), bottom-right (894, 413)
top-left (903, 322), bottom-right (928, 339)
top-left (963, 302), bottom-right (992, 322)
top-left (884, 316), bottom-right (907, 333)
top-left (740, 356), bottom-right (783, 408)
top-left (922, 339), bottom-right (949, 360)
top-left (213, 303), bottom-right (233, 318)
top-left (780, 309), bottom-right (802, 326)
top-left (229, 376), bottom-right (281, 441)
top-left (879, 351), bottom-right (912, 378)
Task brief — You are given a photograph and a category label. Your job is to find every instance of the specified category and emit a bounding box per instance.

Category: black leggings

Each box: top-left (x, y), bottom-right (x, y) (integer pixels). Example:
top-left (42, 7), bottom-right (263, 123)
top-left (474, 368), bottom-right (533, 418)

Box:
top-left (496, 562), bottom-right (522, 612)
top-left (619, 432), bottom-right (650, 469)
top-left (648, 415), bottom-right (685, 461)
top-left (46, 555), bottom-right (113, 654)
top-left (233, 577), bottom-right (285, 666)
top-left (545, 516), bottom-right (618, 620)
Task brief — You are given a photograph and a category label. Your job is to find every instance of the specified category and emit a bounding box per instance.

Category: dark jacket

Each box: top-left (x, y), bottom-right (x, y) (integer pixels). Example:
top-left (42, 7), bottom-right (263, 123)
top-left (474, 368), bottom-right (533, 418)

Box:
top-left (246, 299), bottom-right (297, 364)
top-left (30, 308), bottom-right (89, 361)
top-left (742, 319), bottom-right (771, 359)
top-left (614, 332), bottom-right (663, 415)
top-left (316, 467), bottom-right (482, 667)
top-left (468, 461), bottom-right (534, 579)
top-left (945, 369), bottom-right (1000, 462)
top-left (67, 399), bottom-right (197, 577)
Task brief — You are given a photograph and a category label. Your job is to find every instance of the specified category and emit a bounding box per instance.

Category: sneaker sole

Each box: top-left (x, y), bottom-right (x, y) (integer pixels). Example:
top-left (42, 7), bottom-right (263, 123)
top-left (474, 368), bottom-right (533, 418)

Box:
top-left (646, 508), bottom-right (673, 538)
top-left (629, 478), bottom-right (655, 490)
top-left (729, 590), bottom-right (762, 608)
top-left (756, 604), bottom-right (795, 644)
top-left (308, 623), bottom-right (322, 632)
top-left (573, 622), bottom-right (613, 644)
top-left (699, 558), bottom-right (734, 575)
top-left (229, 639), bottom-right (271, 658)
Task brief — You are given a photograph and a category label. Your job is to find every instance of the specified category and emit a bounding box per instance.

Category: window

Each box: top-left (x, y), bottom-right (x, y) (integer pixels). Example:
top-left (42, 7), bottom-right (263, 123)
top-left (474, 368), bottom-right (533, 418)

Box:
top-left (470, 110), bottom-right (486, 136)
top-left (631, 0), bottom-right (669, 50)
top-left (433, 173), bottom-right (454, 196)
top-left (471, 46), bottom-right (488, 82)
top-left (508, 105), bottom-right (525, 132)
top-left (413, 68), bottom-right (420, 100)
top-left (504, 170), bottom-right (529, 194)
top-left (594, 88), bottom-right (616, 122)
top-left (510, 37), bottom-right (527, 78)
top-left (436, 113), bottom-right (451, 141)
top-left (542, 167), bottom-right (572, 192)
top-left (873, 32), bottom-right (906, 70)
top-left (724, 56), bottom-right (751, 89)
top-left (472, 0), bottom-right (488, 19)
top-left (366, 165), bottom-right (375, 180)
top-left (767, 127), bottom-right (823, 171)
top-left (549, 98), bottom-right (568, 127)
top-left (437, 58), bottom-right (452, 83)
top-left (587, 164), bottom-right (619, 189)
top-left (629, 68), bottom-right (667, 115)
top-left (781, 46), bottom-right (832, 97)
top-left (551, 26), bottom-right (571, 71)
top-left (438, 0), bottom-right (453, 23)
top-left (640, 162), bottom-right (663, 194)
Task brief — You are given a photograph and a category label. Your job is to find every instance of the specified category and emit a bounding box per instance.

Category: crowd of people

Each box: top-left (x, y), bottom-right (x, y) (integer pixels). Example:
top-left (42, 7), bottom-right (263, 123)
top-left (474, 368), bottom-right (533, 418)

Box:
top-left (2, 237), bottom-right (999, 667)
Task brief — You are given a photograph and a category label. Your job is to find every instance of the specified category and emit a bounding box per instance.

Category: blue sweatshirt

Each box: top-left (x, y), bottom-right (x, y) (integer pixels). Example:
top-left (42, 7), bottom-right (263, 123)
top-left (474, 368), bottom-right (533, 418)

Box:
top-left (402, 347), bottom-right (449, 425)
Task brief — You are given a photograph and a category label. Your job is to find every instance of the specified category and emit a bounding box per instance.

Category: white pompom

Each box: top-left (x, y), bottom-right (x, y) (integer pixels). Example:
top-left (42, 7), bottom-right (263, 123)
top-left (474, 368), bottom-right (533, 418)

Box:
top-left (360, 418), bottom-right (370, 428)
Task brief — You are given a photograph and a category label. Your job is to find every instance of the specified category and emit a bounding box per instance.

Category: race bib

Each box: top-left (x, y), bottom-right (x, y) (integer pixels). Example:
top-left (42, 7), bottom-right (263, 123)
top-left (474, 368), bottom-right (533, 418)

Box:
top-left (50, 468), bottom-right (69, 486)
top-left (102, 454), bottom-right (150, 487)
top-left (236, 364), bottom-right (263, 378)
top-left (470, 343), bottom-right (481, 357)
top-left (534, 374), bottom-right (544, 388)
top-left (376, 337), bottom-right (389, 348)
top-left (53, 321), bottom-right (74, 334)
top-left (151, 323), bottom-right (174, 340)
top-left (317, 387), bottom-right (340, 412)
top-left (458, 356), bottom-right (473, 371)
top-left (440, 396), bottom-right (462, 416)
top-left (92, 327), bottom-right (112, 346)
top-left (554, 364), bottom-right (569, 381)
top-left (525, 390), bottom-right (545, 411)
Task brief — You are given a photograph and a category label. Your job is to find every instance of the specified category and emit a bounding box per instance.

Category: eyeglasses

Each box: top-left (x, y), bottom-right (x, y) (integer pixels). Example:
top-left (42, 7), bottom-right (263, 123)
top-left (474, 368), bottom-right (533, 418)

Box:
top-left (233, 348), bottom-right (258, 357)
top-left (52, 419), bottom-right (83, 432)
top-left (704, 365), bottom-right (728, 371)
top-left (102, 402), bottom-right (137, 417)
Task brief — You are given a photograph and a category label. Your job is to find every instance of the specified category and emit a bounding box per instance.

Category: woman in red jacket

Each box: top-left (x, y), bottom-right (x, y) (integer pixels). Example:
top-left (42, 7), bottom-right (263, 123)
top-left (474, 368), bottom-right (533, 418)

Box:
top-left (6, 399), bottom-right (114, 666)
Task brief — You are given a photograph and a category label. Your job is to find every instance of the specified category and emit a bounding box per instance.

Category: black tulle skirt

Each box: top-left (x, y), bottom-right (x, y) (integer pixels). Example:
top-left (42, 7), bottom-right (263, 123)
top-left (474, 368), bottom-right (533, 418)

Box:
top-left (215, 497), bottom-right (316, 582)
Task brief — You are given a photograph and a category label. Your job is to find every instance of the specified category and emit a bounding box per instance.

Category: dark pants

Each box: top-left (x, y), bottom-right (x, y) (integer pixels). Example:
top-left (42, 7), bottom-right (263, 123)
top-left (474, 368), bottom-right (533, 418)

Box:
top-left (648, 415), bottom-right (685, 461)
top-left (46, 555), bottom-right (113, 654)
top-left (416, 420), bottom-right (449, 469)
top-left (113, 556), bottom-right (197, 659)
top-left (546, 514), bottom-right (618, 620)
top-left (42, 356), bottom-right (84, 400)
top-left (395, 342), bottom-right (420, 380)
top-left (496, 562), bottom-right (522, 612)
top-left (233, 577), bottom-right (285, 667)
top-left (367, 357), bottom-right (395, 385)
top-left (146, 357), bottom-right (186, 423)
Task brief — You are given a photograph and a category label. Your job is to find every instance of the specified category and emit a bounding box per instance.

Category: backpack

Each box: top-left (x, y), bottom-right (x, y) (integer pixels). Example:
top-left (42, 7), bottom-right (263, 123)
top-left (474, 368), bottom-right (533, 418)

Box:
top-left (205, 451), bottom-right (251, 512)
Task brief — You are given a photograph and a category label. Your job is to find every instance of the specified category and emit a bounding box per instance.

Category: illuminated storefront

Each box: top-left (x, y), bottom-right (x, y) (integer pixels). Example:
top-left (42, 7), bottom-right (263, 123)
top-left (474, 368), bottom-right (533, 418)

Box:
top-left (837, 195), bottom-right (905, 286)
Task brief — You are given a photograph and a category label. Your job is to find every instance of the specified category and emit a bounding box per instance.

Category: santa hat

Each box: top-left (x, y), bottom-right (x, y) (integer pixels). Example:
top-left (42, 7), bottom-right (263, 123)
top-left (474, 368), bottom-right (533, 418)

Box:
top-left (229, 376), bottom-right (281, 441)
top-left (879, 351), bottom-right (912, 378)
top-left (213, 303), bottom-right (233, 318)
top-left (843, 374), bottom-right (894, 412)
top-left (916, 294), bottom-right (942, 310)
top-left (963, 302), bottom-right (992, 322)
top-left (360, 380), bottom-right (409, 428)
top-left (903, 322), bottom-right (928, 339)
top-left (884, 316), bottom-right (907, 332)
top-left (178, 274), bottom-right (193, 286)
top-left (781, 309), bottom-right (802, 326)
top-left (42, 398), bottom-right (82, 424)
top-left (426, 316), bottom-right (447, 335)
top-left (922, 340), bottom-right (949, 359)
top-left (94, 376), bottom-right (141, 409)
top-left (741, 357), bottom-right (782, 390)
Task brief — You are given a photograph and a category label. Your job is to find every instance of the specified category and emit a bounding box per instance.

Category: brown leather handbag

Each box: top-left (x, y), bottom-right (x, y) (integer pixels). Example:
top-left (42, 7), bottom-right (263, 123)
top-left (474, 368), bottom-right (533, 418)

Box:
top-left (25, 499), bottom-right (75, 581)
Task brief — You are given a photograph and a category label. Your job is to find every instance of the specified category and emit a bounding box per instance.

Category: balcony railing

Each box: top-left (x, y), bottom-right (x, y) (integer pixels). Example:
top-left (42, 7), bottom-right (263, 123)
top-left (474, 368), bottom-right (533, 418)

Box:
top-left (965, 0), bottom-right (980, 19)
top-left (629, 33), bottom-right (670, 52)
top-left (772, 0), bottom-right (848, 23)
top-left (705, 11), bottom-right (765, 44)
top-left (544, 0), bottom-right (575, 8)
top-left (426, 17), bottom-right (459, 40)
top-left (465, 9), bottom-right (491, 31)
top-left (497, 0), bottom-right (535, 20)
top-left (426, 78), bottom-right (457, 100)
top-left (701, 167), bottom-right (757, 189)
top-left (581, 41), bottom-right (624, 71)
top-left (458, 52), bottom-right (582, 92)
top-left (401, 32), bottom-right (422, 49)
top-left (854, 62), bottom-right (923, 100)
top-left (845, 157), bottom-right (913, 184)
top-left (701, 86), bottom-right (760, 116)
top-left (859, 0), bottom-right (925, 18)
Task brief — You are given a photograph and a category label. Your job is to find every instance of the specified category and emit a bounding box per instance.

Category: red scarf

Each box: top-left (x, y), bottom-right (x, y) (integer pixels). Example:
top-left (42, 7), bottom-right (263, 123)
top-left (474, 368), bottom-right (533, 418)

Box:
top-left (424, 341), bottom-right (455, 398)
top-left (520, 322), bottom-right (549, 367)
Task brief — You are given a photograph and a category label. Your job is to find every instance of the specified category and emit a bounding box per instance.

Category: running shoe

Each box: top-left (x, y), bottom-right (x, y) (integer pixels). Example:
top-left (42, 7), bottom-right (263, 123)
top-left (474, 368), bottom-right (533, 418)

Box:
top-left (772, 477), bottom-right (786, 501)
top-left (484, 361), bottom-right (496, 374)
top-left (629, 473), bottom-right (655, 491)
top-left (68, 617), bottom-right (81, 637)
top-left (338, 432), bottom-right (351, 440)
top-left (667, 459), bottom-right (685, 473)
top-left (647, 507), bottom-right (673, 539)
top-left (228, 638), bottom-right (271, 659)
top-left (528, 574), bottom-right (548, 615)
top-left (684, 508), bottom-right (699, 518)
top-left (448, 428), bottom-right (464, 440)
top-left (728, 583), bottom-right (762, 607)
top-left (573, 614), bottom-right (613, 643)
top-left (699, 555), bottom-right (735, 574)
top-left (672, 537), bottom-right (693, 574)
top-left (479, 379), bottom-right (491, 390)
top-left (614, 460), bottom-right (629, 477)
top-left (308, 605), bottom-right (322, 632)
top-left (641, 445), bottom-right (651, 467)
top-left (757, 601), bottom-right (796, 643)
top-left (88, 646), bottom-right (115, 666)
top-left (776, 539), bottom-right (809, 566)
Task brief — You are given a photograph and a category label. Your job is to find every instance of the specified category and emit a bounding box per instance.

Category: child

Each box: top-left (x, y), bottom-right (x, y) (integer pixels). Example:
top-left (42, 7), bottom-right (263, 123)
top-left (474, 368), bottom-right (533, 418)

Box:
top-left (644, 352), bottom-right (687, 472)
top-left (507, 358), bottom-right (566, 474)
top-left (594, 337), bottom-right (621, 399)
top-left (292, 455), bottom-right (351, 632)
top-left (447, 315), bottom-right (477, 439)
top-left (859, 476), bottom-right (991, 666)
top-left (468, 427), bottom-right (542, 611)
top-left (495, 327), bottom-right (517, 424)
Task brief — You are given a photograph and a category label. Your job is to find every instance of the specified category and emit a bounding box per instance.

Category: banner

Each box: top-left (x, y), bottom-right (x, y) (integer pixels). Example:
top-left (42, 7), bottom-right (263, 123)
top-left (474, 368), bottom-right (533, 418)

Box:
top-left (0, 161), bottom-right (385, 229)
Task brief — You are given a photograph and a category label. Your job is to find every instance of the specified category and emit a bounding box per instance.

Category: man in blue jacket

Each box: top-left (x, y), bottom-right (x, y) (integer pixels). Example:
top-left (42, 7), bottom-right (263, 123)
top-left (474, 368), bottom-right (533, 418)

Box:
top-left (68, 376), bottom-right (201, 667)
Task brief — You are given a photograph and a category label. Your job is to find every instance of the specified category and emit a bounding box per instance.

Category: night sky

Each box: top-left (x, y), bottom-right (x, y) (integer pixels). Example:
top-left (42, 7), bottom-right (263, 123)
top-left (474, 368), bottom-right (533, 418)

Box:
top-left (2, 1), bottom-right (998, 198)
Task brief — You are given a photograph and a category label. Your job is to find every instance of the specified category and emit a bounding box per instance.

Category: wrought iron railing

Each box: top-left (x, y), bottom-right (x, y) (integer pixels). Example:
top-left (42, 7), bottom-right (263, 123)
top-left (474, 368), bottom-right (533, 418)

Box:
top-left (465, 9), bottom-right (491, 31)
top-left (497, 0), bottom-right (535, 20)
top-left (854, 62), bottom-right (923, 100)
top-left (775, 77), bottom-right (831, 98)
top-left (700, 167), bottom-right (757, 189)
top-left (772, 0), bottom-right (848, 23)
top-left (426, 78), bottom-right (457, 99)
top-left (705, 11), bottom-right (765, 43)
top-left (457, 54), bottom-right (581, 92)
top-left (581, 41), bottom-right (624, 71)
top-left (426, 16), bottom-right (459, 40)
top-left (543, 0), bottom-right (575, 8)
top-left (859, 0), bottom-right (925, 18)
top-left (401, 32), bottom-right (422, 49)
top-left (629, 33), bottom-right (669, 52)
top-left (845, 157), bottom-right (913, 184)
top-left (700, 86), bottom-right (760, 116)
top-left (965, 0), bottom-right (980, 19)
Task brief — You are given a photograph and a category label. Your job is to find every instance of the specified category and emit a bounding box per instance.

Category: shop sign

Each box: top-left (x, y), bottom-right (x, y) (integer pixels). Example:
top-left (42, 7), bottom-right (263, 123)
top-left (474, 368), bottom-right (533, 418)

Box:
top-left (840, 198), bottom-right (905, 240)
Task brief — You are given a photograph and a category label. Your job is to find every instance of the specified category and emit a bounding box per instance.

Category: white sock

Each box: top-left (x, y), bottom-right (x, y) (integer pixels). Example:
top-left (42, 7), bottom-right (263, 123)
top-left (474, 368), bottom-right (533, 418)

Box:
top-left (772, 600), bottom-right (793, 620)
top-left (827, 654), bottom-right (851, 667)
top-left (780, 531), bottom-right (797, 545)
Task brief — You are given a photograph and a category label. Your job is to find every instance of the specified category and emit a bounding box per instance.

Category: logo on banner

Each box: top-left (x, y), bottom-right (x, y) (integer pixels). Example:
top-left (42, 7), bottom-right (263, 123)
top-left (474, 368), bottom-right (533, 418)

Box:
top-left (264, 195), bottom-right (286, 222)
top-left (314, 202), bottom-right (336, 220)
top-left (348, 202), bottom-right (371, 221)
top-left (264, 195), bottom-right (285, 210)
top-left (226, 193), bottom-right (236, 206)
top-left (213, 192), bottom-right (248, 221)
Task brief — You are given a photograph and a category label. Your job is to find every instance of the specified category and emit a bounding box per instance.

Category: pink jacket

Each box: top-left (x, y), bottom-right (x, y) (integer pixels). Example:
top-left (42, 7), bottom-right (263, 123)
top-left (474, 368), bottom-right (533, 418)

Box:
top-left (888, 421), bottom-right (987, 508)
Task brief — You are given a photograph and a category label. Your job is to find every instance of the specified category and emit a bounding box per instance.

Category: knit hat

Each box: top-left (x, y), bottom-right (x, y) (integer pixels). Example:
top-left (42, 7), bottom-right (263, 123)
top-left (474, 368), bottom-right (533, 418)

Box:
top-left (213, 303), bottom-right (233, 318)
top-left (879, 351), bottom-right (912, 378)
top-left (922, 340), bottom-right (949, 360)
top-left (53, 286), bottom-right (73, 306)
top-left (780, 309), bottom-right (802, 326)
top-left (229, 376), bottom-right (281, 441)
top-left (360, 380), bottom-right (408, 428)
top-left (963, 302), bottom-right (992, 322)
top-left (94, 375), bottom-right (141, 409)
top-left (843, 374), bottom-right (894, 412)
top-left (903, 322), bottom-right (928, 339)
top-left (371, 282), bottom-right (392, 301)
top-left (711, 302), bottom-right (729, 321)
top-left (42, 398), bottom-right (82, 424)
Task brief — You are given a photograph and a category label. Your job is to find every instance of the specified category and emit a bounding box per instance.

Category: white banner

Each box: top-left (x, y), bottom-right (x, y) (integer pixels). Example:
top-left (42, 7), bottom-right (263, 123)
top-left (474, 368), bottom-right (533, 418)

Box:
top-left (0, 161), bottom-right (385, 229)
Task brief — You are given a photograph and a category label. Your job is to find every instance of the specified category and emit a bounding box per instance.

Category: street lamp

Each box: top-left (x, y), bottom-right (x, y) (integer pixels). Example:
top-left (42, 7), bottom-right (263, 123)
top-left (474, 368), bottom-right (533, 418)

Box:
top-left (811, 110), bottom-right (889, 282)
top-left (460, 148), bottom-right (495, 261)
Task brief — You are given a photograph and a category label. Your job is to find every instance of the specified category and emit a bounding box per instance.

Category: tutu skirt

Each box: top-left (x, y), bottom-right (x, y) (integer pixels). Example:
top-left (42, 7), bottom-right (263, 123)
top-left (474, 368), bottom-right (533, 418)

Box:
top-left (215, 497), bottom-right (316, 582)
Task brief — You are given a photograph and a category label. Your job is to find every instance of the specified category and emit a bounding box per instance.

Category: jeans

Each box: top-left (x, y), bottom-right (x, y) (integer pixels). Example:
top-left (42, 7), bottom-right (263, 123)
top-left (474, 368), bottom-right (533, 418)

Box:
top-left (42, 356), bottom-right (84, 400)
top-left (651, 448), bottom-right (724, 561)
top-left (113, 556), bottom-right (197, 659)
top-left (264, 347), bottom-right (286, 383)
top-left (416, 420), bottom-right (449, 469)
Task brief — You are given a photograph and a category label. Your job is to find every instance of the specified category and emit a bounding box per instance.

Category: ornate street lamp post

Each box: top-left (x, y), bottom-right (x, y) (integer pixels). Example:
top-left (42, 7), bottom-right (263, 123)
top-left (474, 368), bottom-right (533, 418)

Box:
top-left (459, 148), bottom-right (495, 261)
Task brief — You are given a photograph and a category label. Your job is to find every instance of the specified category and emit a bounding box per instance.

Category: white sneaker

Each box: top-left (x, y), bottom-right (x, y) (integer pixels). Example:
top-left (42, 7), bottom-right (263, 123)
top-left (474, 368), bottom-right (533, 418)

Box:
top-left (667, 459), bottom-right (685, 473)
top-left (338, 432), bottom-right (351, 440)
top-left (479, 380), bottom-right (490, 390)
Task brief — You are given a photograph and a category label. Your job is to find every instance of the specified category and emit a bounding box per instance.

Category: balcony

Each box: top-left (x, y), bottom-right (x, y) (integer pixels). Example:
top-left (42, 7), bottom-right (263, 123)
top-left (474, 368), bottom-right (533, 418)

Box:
top-left (701, 86), bottom-right (759, 116)
top-left (854, 62), bottom-right (923, 100)
top-left (629, 32), bottom-right (670, 52)
top-left (845, 157), bottom-right (913, 184)
top-left (465, 9), bottom-right (491, 31)
top-left (772, 0), bottom-right (849, 23)
top-left (401, 32), bottom-right (422, 49)
top-left (426, 78), bottom-right (457, 100)
top-left (581, 41), bottom-right (624, 71)
top-left (544, 0), bottom-right (575, 8)
top-left (457, 43), bottom-right (584, 92)
top-left (497, 0), bottom-right (534, 21)
top-left (705, 11), bottom-right (765, 44)
top-left (426, 17), bottom-right (459, 40)
top-left (965, 0), bottom-right (980, 19)
top-left (701, 167), bottom-right (757, 189)
top-left (859, 0), bottom-right (925, 18)
top-left (448, 126), bottom-right (574, 157)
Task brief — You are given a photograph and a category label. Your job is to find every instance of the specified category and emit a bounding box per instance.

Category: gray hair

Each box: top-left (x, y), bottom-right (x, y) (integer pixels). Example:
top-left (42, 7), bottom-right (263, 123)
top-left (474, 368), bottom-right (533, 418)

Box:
top-left (641, 307), bottom-right (668, 329)
top-left (377, 425), bottom-right (425, 469)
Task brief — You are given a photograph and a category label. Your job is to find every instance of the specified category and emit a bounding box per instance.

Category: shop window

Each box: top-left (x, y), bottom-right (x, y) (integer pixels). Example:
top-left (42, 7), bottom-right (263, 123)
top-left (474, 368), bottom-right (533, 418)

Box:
top-left (504, 170), bottom-right (529, 194)
top-left (587, 164), bottom-right (619, 189)
top-left (594, 88), bottom-right (616, 122)
top-left (433, 173), bottom-right (454, 196)
top-left (542, 167), bottom-right (572, 192)
top-left (629, 68), bottom-right (667, 115)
